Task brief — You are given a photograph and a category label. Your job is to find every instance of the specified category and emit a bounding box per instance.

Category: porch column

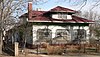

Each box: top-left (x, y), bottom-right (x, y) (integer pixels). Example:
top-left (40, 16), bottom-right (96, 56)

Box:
top-left (78, 26), bottom-right (81, 44)
top-left (70, 26), bottom-right (74, 41)
top-left (82, 26), bottom-right (86, 42)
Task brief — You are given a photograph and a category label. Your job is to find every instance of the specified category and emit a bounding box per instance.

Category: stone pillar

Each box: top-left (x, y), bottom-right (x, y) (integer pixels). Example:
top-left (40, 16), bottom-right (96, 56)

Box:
top-left (15, 42), bottom-right (19, 56)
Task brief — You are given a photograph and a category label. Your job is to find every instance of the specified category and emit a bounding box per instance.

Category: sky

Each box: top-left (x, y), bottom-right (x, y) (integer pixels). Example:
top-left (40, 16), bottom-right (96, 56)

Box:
top-left (32, 0), bottom-right (100, 13)
top-left (32, 0), bottom-right (79, 11)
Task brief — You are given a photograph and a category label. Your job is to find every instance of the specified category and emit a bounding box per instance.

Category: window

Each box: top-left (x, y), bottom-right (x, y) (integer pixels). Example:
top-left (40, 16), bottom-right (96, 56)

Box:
top-left (52, 14), bottom-right (72, 20)
top-left (37, 29), bottom-right (52, 41)
top-left (56, 29), bottom-right (70, 39)
top-left (73, 29), bottom-right (86, 41)
top-left (58, 14), bottom-right (67, 19)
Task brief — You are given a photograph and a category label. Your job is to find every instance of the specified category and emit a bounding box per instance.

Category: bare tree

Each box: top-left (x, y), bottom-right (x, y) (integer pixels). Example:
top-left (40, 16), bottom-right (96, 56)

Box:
top-left (0, 0), bottom-right (49, 54)
top-left (56, 0), bottom-right (100, 11)
top-left (74, 9), bottom-right (100, 44)
top-left (82, 11), bottom-right (100, 20)
top-left (75, 10), bottom-right (100, 21)
top-left (0, 0), bottom-right (27, 54)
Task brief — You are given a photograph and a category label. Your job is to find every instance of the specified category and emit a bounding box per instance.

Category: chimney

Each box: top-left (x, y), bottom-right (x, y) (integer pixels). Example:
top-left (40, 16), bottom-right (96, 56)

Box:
top-left (36, 8), bottom-right (42, 11)
top-left (28, 2), bottom-right (32, 20)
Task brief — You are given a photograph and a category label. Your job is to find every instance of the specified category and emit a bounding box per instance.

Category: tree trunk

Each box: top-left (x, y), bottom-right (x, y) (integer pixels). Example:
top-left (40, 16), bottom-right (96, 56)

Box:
top-left (0, 31), bottom-right (3, 54)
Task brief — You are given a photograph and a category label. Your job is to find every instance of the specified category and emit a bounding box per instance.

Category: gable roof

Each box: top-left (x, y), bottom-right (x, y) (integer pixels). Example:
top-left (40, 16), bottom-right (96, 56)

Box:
top-left (20, 6), bottom-right (94, 23)
top-left (49, 6), bottom-right (76, 13)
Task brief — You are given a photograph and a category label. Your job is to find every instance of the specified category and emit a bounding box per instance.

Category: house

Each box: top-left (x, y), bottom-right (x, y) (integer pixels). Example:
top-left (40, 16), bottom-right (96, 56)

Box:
top-left (11, 2), bottom-right (94, 47)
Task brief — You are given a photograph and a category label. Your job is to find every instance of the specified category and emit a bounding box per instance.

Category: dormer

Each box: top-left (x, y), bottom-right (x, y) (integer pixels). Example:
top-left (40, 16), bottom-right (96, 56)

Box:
top-left (50, 6), bottom-right (76, 13)
top-left (44, 6), bottom-right (76, 20)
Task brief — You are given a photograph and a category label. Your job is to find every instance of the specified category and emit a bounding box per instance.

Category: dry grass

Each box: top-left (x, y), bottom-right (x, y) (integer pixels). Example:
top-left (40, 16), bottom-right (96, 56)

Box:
top-left (42, 43), bottom-right (64, 55)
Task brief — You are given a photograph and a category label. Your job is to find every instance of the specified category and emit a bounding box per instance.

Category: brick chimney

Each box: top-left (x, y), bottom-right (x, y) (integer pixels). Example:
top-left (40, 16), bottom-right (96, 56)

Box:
top-left (28, 2), bottom-right (32, 20)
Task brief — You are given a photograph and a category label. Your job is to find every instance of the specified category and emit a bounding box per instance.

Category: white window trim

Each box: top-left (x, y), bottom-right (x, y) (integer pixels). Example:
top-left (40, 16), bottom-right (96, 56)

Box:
top-left (52, 14), bottom-right (72, 20)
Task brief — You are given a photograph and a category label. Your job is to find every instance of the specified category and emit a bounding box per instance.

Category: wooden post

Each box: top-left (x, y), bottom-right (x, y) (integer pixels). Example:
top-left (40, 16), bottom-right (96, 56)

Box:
top-left (98, 44), bottom-right (100, 53)
top-left (96, 44), bottom-right (98, 53)
top-left (83, 44), bottom-right (86, 53)
top-left (15, 42), bottom-right (19, 56)
top-left (37, 44), bottom-right (39, 55)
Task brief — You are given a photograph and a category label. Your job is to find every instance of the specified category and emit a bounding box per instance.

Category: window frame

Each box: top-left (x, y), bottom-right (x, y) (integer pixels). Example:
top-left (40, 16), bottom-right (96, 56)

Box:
top-left (73, 29), bottom-right (86, 40)
top-left (55, 29), bottom-right (70, 38)
top-left (37, 29), bottom-right (52, 40)
top-left (58, 13), bottom-right (67, 19)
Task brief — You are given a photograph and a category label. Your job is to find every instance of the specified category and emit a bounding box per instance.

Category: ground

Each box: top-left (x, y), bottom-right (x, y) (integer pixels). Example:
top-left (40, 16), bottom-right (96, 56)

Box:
top-left (1, 54), bottom-right (100, 57)
top-left (2, 47), bottom-right (100, 57)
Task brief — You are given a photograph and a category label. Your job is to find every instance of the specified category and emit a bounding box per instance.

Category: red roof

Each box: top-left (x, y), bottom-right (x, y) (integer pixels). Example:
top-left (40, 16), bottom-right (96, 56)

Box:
top-left (28, 15), bottom-right (94, 23)
top-left (19, 11), bottom-right (46, 18)
top-left (20, 6), bottom-right (94, 23)
top-left (31, 11), bottom-right (45, 16)
top-left (49, 6), bottom-right (76, 13)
